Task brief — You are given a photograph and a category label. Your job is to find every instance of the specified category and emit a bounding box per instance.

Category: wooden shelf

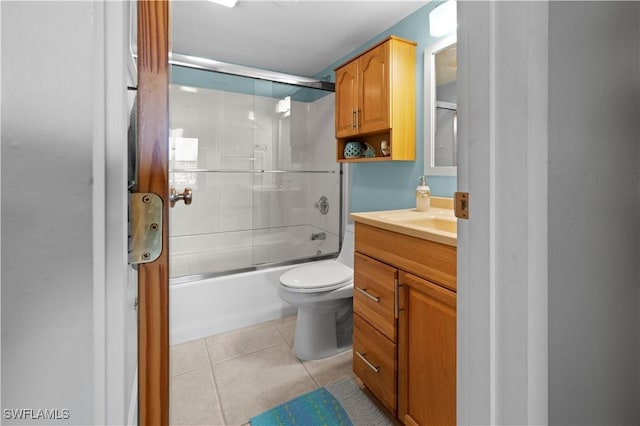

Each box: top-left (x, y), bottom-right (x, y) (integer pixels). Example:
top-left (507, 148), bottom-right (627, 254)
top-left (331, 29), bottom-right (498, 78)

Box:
top-left (338, 157), bottom-right (390, 163)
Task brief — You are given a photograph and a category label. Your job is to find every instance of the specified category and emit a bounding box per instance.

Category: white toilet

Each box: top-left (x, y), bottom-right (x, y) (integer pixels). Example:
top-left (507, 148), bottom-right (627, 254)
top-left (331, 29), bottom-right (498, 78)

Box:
top-left (278, 224), bottom-right (354, 360)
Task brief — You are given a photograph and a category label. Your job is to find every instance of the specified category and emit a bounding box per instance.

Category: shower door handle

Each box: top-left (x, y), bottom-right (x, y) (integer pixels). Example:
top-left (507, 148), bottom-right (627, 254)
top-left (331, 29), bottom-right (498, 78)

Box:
top-left (169, 187), bottom-right (193, 207)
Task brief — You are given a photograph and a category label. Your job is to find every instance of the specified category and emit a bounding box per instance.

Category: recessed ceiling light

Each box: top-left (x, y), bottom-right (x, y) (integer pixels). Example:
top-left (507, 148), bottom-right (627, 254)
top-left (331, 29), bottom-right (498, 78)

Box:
top-left (207, 0), bottom-right (238, 8)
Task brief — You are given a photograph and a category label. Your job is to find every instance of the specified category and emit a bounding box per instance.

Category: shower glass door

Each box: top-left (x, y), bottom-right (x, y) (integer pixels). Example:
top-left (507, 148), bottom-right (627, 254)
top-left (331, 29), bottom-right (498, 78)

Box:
top-left (169, 68), bottom-right (340, 280)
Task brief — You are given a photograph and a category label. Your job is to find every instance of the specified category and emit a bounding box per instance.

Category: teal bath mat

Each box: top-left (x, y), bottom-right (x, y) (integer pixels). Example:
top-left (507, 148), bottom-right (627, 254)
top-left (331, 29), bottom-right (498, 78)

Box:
top-left (250, 378), bottom-right (393, 426)
top-left (250, 387), bottom-right (352, 426)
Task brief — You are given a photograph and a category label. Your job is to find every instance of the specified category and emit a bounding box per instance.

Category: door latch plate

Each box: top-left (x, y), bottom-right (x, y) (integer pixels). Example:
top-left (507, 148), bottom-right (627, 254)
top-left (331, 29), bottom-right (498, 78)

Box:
top-left (129, 192), bottom-right (163, 264)
top-left (454, 191), bottom-right (469, 219)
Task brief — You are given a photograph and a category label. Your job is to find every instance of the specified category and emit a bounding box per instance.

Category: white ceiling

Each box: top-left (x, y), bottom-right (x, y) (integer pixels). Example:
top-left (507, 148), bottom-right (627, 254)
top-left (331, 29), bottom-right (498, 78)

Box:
top-left (171, 0), bottom-right (429, 77)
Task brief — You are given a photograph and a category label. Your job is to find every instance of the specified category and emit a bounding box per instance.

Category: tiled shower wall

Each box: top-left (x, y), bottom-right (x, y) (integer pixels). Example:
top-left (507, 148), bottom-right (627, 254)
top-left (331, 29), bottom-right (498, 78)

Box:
top-left (169, 84), bottom-right (340, 278)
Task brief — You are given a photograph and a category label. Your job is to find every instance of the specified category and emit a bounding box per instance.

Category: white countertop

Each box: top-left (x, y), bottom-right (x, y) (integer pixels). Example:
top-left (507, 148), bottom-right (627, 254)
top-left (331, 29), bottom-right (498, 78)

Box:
top-left (350, 197), bottom-right (457, 247)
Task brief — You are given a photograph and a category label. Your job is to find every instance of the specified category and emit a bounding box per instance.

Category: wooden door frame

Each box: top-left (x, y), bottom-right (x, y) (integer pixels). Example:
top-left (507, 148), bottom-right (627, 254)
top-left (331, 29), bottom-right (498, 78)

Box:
top-left (137, 1), bottom-right (170, 424)
top-left (133, 2), bottom-right (552, 424)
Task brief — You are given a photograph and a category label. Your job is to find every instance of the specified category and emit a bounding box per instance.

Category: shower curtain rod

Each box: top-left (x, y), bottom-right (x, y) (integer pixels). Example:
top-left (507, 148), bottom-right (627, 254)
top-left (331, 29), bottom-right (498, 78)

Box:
top-left (435, 100), bottom-right (457, 112)
top-left (169, 169), bottom-right (337, 174)
top-left (169, 52), bottom-right (336, 92)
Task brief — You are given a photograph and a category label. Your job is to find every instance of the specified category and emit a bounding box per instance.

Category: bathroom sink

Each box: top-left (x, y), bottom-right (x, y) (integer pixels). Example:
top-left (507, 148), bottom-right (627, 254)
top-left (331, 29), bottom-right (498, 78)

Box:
top-left (378, 214), bottom-right (457, 233)
top-left (397, 217), bottom-right (457, 233)
top-left (351, 205), bottom-right (458, 246)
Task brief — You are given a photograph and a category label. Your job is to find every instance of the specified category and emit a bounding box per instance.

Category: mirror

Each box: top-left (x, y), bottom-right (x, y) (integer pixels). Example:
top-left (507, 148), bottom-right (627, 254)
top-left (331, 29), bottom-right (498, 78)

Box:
top-left (424, 35), bottom-right (457, 176)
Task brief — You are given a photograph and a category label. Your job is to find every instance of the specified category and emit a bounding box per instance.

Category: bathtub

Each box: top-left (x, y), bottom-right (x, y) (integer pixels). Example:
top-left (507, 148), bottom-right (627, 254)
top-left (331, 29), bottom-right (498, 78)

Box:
top-left (170, 263), bottom-right (310, 345)
top-left (169, 225), bottom-right (341, 345)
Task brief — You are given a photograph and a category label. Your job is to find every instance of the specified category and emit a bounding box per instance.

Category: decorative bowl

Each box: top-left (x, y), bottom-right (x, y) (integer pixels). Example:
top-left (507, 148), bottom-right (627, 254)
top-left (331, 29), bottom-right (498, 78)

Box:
top-left (344, 141), bottom-right (364, 158)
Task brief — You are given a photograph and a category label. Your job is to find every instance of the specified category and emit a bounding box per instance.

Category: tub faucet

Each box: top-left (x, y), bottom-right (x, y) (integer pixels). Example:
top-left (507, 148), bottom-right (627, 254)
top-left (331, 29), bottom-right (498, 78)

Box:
top-left (310, 232), bottom-right (326, 241)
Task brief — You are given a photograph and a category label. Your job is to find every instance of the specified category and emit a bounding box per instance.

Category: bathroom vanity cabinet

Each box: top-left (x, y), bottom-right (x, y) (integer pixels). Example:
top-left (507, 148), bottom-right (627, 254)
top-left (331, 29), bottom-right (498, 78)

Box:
top-left (334, 36), bottom-right (416, 162)
top-left (352, 221), bottom-right (457, 425)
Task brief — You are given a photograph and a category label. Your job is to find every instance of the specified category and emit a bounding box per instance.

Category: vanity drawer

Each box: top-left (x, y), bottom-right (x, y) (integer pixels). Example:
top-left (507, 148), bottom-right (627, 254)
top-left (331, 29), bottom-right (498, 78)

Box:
top-left (355, 222), bottom-right (457, 292)
top-left (353, 313), bottom-right (397, 415)
top-left (353, 252), bottom-right (398, 342)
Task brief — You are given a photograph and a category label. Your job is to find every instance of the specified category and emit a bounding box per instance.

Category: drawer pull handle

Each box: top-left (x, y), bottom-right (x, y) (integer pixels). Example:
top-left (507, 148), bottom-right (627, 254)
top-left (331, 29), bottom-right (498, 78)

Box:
top-left (356, 351), bottom-right (380, 373)
top-left (356, 287), bottom-right (380, 303)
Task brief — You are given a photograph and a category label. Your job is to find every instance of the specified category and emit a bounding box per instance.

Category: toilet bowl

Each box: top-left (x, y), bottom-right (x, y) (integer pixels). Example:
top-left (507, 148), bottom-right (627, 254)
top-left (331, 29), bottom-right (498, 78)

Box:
top-left (278, 225), bottom-right (354, 360)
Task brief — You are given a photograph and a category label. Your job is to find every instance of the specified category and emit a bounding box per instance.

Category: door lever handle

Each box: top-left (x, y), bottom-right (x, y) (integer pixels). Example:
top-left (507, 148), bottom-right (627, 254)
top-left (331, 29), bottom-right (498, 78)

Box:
top-left (169, 187), bottom-right (193, 207)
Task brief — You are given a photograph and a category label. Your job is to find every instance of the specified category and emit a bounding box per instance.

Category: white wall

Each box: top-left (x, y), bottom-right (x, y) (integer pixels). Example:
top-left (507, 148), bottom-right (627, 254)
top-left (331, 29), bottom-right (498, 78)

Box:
top-left (1, 2), bottom-right (134, 425)
top-left (548, 2), bottom-right (640, 424)
top-left (457, 2), bottom-right (549, 424)
top-left (1, 2), bottom-right (95, 424)
top-left (107, 2), bottom-right (139, 425)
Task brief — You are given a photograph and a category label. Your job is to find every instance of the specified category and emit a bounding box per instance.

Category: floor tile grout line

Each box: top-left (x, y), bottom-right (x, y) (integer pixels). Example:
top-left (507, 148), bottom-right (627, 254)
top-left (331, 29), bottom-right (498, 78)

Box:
top-left (272, 315), bottom-right (296, 346)
top-left (204, 337), bottom-right (229, 426)
top-left (203, 321), bottom-right (290, 366)
top-left (175, 315), bottom-right (342, 425)
top-left (270, 316), bottom-right (322, 387)
top-left (207, 341), bottom-right (315, 426)
top-left (196, 318), bottom-right (293, 425)
top-left (300, 359), bottom-right (322, 389)
top-left (207, 340), bottom-right (287, 366)
top-left (170, 363), bottom-right (212, 379)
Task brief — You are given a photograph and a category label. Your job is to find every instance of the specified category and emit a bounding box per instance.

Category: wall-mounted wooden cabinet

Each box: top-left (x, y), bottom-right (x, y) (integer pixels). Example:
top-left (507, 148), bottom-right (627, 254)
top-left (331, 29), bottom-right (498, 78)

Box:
top-left (335, 36), bottom-right (416, 162)
top-left (352, 222), bottom-right (456, 425)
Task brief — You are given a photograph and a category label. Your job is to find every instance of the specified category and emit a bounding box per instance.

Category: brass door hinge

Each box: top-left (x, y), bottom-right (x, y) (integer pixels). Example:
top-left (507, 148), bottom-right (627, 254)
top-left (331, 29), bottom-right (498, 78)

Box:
top-left (128, 193), bottom-right (163, 264)
top-left (454, 192), bottom-right (469, 219)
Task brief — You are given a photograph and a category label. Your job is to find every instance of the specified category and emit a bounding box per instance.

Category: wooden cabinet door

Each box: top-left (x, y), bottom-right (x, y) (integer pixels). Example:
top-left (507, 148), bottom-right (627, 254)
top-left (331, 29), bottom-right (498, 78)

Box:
top-left (335, 60), bottom-right (359, 137)
top-left (358, 41), bottom-right (390, 134)
top-left (398, 271), bottom-right (456, 426)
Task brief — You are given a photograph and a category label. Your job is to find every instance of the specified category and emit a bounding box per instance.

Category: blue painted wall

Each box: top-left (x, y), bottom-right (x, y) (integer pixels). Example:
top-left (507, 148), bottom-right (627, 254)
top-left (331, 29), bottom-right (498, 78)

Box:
top-left (315, 2), bottom-right (457, 212)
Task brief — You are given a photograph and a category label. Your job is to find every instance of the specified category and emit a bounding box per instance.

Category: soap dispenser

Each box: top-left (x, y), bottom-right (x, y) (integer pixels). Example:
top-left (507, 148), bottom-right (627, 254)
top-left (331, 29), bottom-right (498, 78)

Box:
top-left (416, 175), bottom-right (431, 211)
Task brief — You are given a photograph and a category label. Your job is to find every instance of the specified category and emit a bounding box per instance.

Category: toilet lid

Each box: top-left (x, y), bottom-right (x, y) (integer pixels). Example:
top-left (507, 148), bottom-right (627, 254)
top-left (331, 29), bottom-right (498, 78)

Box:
top-left (280, 260), bottom-right (353, 293)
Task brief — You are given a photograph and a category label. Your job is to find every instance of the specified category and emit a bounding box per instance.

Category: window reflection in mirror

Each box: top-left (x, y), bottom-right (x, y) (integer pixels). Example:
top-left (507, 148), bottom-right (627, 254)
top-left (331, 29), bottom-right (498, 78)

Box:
top-left (425, 35), bottom-right (457, 176)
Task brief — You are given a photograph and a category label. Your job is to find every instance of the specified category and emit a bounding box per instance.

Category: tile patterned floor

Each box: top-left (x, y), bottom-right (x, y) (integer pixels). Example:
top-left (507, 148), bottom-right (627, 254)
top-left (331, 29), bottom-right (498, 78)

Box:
top-left (170, 315), bottom-right (355, 426)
